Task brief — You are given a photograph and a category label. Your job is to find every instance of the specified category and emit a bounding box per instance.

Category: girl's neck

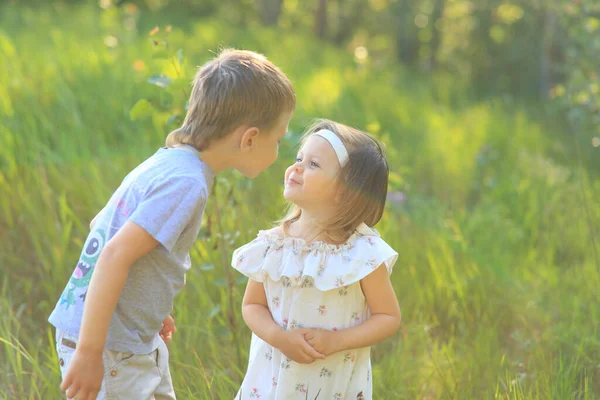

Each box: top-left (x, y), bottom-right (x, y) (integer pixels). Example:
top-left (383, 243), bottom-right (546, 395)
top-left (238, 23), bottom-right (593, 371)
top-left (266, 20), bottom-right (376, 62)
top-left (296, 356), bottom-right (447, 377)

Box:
top-left (288, 212), bottom-right (347, 245)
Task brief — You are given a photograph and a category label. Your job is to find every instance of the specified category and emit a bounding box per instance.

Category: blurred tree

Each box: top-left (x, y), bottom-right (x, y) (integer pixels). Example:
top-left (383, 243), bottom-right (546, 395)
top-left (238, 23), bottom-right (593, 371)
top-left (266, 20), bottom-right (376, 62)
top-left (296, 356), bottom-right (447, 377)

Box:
top-left (315, 0), bottom-right (328, 39)
top-left (331, 0), bottom-right (367, 44)
top-left (257, 0), bottom-right (283, 25)
top-left (15, 0), bottom-right (597, 140)
top-left (393, 0), bottom-right (420, 66)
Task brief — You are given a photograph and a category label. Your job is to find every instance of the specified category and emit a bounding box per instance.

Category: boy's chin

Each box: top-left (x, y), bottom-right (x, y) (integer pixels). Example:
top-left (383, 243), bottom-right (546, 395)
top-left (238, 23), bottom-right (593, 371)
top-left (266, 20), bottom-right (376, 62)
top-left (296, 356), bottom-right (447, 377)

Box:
top-left (237, 167), bottom-right (260, 179)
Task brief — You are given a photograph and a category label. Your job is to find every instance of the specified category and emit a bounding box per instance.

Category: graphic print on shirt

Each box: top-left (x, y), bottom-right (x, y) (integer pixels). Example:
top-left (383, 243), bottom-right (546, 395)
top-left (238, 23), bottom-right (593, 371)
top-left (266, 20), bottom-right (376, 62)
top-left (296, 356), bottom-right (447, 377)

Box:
top-left (59, 228), bottom-right (106, 309)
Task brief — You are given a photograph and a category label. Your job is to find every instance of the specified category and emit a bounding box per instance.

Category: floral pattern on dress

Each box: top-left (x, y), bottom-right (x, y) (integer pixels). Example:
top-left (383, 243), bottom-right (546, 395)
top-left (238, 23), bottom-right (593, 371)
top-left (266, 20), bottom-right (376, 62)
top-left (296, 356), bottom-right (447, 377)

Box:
top-left (295, 383), bottom-right (307, 394)
top-left (365, 258), bottom-right (378, 270)
top-left (271, 296), bottom-right (280, 308)
top-left (236, 254), bottom-right (245, 266)
top-left (281, 357), bottom-right (292, 369)
top-left (301, 277), bottom-right (314, 288)
top-left (281, 277), bottom-right (292, 287)
top-left (320, 367), bottom-right (333, 378)
top-left (344, 353), bottom-right (356, 363)
top-left (317, 262), bottom-right (326, 277)
top-left (263, 245), bottom-right (271, 259)
top-left (288, 319), bottom-right (302, 329)
top-left (232, 223), bottom-right (398, 400)
top-left (265, 349), bottom-right (273, 360)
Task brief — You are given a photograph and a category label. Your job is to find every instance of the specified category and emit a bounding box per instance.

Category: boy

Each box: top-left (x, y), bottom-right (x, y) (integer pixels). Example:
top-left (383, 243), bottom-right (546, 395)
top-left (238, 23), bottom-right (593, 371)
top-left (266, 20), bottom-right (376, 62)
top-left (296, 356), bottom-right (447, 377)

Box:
top-left (49, 49), bottom-right (295, 400)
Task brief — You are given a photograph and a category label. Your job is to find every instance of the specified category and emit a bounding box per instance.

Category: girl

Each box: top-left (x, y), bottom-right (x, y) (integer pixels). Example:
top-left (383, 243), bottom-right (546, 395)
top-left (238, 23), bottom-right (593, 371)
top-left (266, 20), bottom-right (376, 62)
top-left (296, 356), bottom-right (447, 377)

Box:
top-left (233, 119), bottom-right (401, 399)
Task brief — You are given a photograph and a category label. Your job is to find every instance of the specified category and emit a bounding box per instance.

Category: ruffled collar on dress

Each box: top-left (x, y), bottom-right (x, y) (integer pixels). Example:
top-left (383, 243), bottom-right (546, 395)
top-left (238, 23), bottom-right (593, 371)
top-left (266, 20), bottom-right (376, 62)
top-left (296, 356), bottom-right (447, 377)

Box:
top-left (256, 223), bottom-right (379, 255)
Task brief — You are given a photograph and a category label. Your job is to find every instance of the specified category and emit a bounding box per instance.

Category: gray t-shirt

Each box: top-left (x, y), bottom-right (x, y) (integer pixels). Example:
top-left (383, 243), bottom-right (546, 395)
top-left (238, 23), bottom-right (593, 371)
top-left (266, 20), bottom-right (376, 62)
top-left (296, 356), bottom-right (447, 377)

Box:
top-left (49, 147), bottom-right (213, 354)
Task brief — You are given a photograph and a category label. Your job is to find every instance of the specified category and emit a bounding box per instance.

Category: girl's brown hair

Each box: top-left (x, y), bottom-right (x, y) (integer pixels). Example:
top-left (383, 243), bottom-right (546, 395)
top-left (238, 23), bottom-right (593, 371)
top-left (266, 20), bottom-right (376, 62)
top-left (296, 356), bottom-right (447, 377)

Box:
top-left (280, 119), bottom-right (389, 243)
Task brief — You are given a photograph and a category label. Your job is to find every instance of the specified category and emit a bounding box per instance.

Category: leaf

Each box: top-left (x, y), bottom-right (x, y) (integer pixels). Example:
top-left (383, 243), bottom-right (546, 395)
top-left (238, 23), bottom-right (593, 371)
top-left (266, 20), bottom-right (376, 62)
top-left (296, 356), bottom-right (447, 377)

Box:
top-left (216, 328), bottom-right (231, 337)
top-left (177, 48), bottom-right (184, 65)
top-left (169, 78), bottom-right (190, 94)
top-left (152, 49), bottom-right (170, 60)
top-left (167, 114), bottom-right (182, 126)
top-left (214, 278), bottom-right (227, 287)
top-left (199, 264), bottom-right (214, 271)
top-left (129, 99), bottom-right (153, 120)
top-left (209, 304), bottom-right (221, 318)
top-left (388, 171), bottom-right (403, 186)
top-left (147, 74), bottom-right (172, 88)
top-left (236, 276), bottom-right (248, 285)
top-left (149, 26), bottom-right (159, 36)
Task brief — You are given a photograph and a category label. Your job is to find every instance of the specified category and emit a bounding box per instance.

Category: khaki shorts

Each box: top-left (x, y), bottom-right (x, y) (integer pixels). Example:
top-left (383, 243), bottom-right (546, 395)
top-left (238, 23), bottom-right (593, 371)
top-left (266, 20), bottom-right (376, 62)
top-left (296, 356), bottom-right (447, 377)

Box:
top-left (56, 330), bottom-right (176, 400)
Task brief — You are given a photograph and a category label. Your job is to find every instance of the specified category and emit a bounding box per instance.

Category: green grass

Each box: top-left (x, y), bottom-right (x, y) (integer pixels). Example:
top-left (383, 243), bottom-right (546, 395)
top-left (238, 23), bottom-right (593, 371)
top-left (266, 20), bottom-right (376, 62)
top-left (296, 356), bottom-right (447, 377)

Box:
top-left (1, 3), bottom-right (599, 399)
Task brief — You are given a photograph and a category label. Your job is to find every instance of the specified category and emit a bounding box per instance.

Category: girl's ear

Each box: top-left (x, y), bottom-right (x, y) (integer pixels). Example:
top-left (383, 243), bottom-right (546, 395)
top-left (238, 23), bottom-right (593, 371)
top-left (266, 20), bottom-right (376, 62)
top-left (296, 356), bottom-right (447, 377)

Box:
top-left (334, 186), bottom-right (344, 204)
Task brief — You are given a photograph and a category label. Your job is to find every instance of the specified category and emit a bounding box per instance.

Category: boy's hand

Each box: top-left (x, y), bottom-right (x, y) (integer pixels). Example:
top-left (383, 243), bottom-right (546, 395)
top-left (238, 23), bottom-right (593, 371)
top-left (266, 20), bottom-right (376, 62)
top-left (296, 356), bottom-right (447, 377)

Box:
top-left (60, 348), bottom-right (104, 400)
top-left (160, 315), bottom-right (177, 343)
top-left (304, 328), bottom-right (340, 357)
top-left (274, 328), bottom-right (325, 364)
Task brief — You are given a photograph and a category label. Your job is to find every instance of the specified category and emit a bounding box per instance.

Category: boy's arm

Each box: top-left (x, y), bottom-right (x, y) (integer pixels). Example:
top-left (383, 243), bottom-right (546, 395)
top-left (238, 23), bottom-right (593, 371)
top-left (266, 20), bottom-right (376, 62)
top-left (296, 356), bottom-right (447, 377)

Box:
top-left (60, 221), bottom-right (158, 400)
top-left (89, 213), bottom-right (98, 230)
top-left (242, 279), bottom-right (324, 363)
top-left (306, 264), bottom-right (401, 355)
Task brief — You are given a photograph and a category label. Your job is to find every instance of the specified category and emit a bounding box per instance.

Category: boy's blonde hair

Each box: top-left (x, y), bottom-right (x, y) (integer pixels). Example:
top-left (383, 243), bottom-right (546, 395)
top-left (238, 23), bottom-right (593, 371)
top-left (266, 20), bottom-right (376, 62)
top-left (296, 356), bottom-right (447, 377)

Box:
top-left (281, 119), bottom-right (389, 243)
top-left (166, 49), bottom-right (295, 150)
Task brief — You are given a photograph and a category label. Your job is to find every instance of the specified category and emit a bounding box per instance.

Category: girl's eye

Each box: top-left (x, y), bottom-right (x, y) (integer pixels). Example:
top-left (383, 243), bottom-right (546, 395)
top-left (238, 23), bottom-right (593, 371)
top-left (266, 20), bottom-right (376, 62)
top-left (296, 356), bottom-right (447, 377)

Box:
top-left (295, 157), bottom-right (302, 163)
top-left (310, 161), bottom-right (319, 168)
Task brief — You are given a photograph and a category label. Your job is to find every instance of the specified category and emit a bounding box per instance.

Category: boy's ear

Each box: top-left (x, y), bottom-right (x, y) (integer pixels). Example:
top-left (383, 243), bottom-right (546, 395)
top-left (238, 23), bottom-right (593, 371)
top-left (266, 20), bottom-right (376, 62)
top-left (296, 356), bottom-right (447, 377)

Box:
top-left (240, 127), bottom-right (260, 150)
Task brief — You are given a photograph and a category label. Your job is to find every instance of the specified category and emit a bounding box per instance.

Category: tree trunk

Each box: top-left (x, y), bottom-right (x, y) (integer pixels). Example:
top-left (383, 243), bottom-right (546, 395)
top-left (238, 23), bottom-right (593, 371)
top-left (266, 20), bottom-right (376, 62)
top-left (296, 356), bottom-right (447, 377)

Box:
top-left (333, 0), bottom-right (364, 44)
top-left (258, 0), bottom-right (283, 26)
top-left (429, 0), bottom-right (444, 68)
top-left (315, 0), bottom-right (328, 39)
top-left (394, 1), bottom-right (419, 65)
top-left (540, 7), bottom-right (558, 99)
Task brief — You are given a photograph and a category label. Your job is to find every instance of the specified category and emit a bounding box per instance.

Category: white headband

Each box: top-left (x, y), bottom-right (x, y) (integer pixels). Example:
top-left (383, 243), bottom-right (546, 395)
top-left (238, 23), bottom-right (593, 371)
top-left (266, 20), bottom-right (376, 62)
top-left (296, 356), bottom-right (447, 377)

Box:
top-left (312, 129), bottom-right (349, 166)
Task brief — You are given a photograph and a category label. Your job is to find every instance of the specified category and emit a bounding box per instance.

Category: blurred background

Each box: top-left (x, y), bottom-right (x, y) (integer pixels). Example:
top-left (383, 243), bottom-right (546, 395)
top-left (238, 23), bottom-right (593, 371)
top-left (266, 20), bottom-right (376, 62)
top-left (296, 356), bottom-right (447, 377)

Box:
top-left (1, 0), bottom-right (599, 398)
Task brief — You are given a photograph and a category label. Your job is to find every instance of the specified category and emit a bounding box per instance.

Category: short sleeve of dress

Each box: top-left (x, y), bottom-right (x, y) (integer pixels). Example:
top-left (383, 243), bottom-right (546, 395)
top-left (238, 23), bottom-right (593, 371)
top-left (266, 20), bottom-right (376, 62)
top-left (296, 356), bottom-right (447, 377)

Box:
top-left (231, 224), bottom-right (398, 291)
top-left (231, 235), bottom-right (273, 282)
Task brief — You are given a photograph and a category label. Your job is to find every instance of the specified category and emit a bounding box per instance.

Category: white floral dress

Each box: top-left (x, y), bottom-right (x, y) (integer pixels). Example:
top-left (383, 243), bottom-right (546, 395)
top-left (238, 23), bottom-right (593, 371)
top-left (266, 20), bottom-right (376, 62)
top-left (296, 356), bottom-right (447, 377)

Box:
top-left (232, 223), bottom-right (398, 400)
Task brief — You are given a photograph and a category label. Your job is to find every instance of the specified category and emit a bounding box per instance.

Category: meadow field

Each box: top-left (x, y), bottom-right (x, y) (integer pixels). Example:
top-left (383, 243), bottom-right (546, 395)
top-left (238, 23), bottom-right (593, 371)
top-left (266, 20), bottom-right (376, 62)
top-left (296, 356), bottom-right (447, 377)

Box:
top-left (1, 3), bottom-right (599, 399)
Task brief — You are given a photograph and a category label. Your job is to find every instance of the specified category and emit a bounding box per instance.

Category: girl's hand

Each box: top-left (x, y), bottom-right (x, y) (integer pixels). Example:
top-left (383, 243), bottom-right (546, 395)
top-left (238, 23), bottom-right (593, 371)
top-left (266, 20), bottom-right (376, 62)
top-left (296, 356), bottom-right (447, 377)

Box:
top-left (304, 328), bottom-right (340, 357)
top-left (274, 328), bottom-right (325, 364)
top-left (160, 315), bottom-right (177, 343)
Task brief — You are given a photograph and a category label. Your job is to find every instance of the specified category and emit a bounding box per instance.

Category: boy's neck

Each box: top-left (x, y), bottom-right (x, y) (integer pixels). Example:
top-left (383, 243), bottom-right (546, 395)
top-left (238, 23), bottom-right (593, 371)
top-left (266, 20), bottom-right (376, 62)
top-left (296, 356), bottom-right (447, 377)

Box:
top-left (184, 138), bottom-right (237, 174)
